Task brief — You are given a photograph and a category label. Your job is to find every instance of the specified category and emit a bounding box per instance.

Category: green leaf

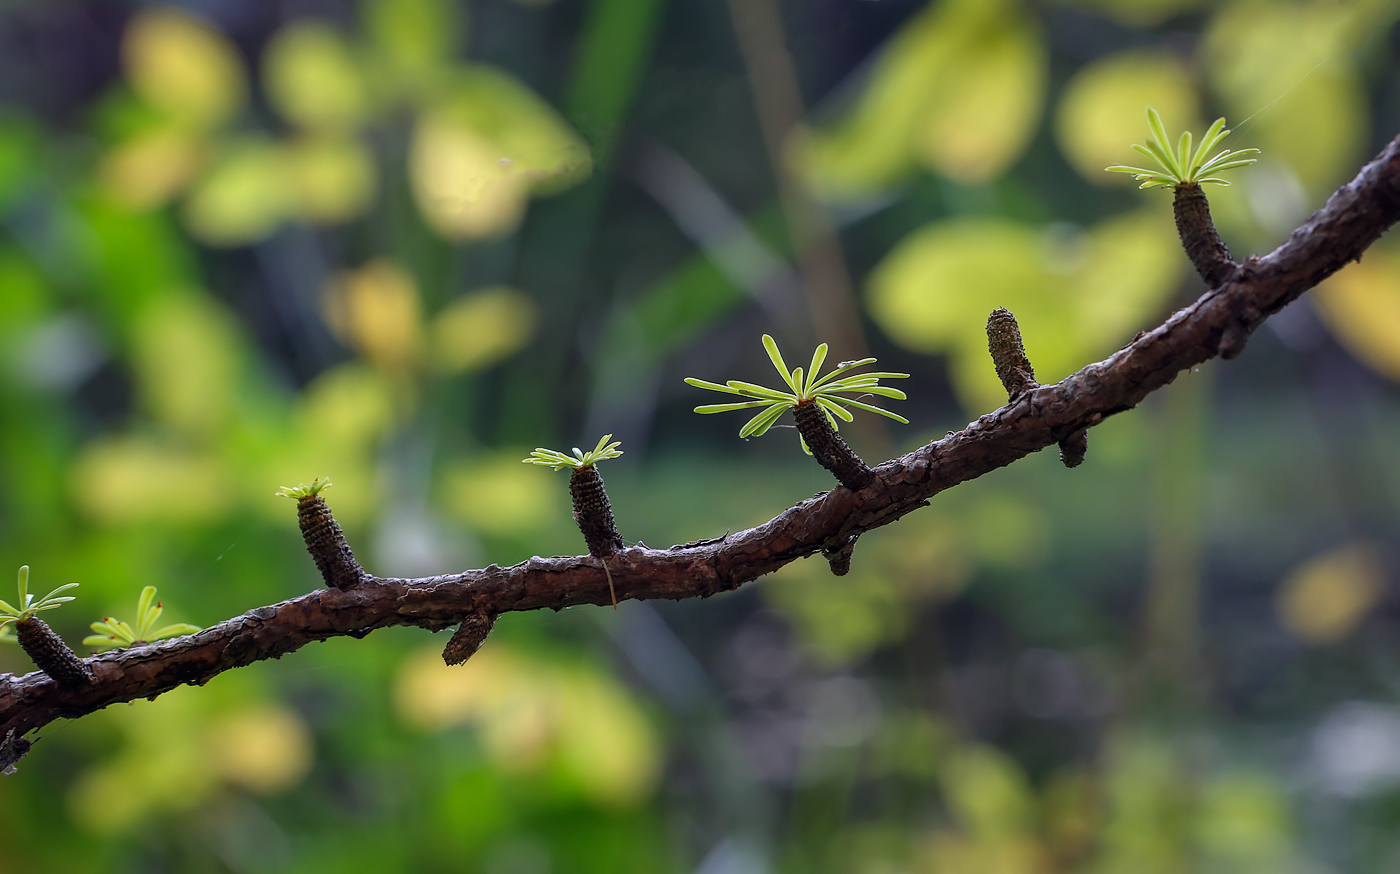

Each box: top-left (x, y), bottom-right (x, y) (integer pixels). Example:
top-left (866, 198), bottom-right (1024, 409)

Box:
top-left (1146, 107), bottom-right (1171, 159)
top-left (82, 635), bottom-right (120, 649)
top-left (140, 602), bottom-right (164, 639)
top-left (694, 401), bottom-right (774, 414)
top-left (683, 377), bottom-right (743, 395)
top-left (136, 586), bottom-right (158, 626)
top-left (840, 397), bottom-right (912, 423)
top-left (816, 397), bottom-right (855, 422)
top-left (805, 344), bottom-right (829, 395)
top-left (723, 380), bottom-right (794, 401)
top-left (150, 623), bottom-right (202, 640)
top-left (739, 403), bottom-right (789, 438)
top-left (762, 334), bottom-right (800, 394)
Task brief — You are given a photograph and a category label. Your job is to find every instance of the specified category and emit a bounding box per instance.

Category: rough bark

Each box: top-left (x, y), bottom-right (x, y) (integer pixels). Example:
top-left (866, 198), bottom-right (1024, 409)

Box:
top-left (1174, 183), bottom-right (1238, 288)
top-left (792, 399), bottom-right (875, 491)
top-left (569, 465), bottom-right (625, 558)
top-left (442, 611), bottom-right (497, 666)
top-left (987, 307), bottom-right (1038, 398)
top-left (16, 617), bottom-right (93, 689)
top-left (297, 493), bottom-right (364, 589)
top-left (2, 132), bottom-right (1399, 768)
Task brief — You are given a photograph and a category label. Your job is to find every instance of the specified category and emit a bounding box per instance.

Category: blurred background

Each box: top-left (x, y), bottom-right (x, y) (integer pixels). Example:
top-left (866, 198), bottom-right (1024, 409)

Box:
top-left (3, 0), bottom-right (1400, 870)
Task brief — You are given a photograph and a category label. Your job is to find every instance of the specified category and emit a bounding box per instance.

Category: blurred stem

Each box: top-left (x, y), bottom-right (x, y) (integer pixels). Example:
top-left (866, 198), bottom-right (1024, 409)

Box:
top-left (500, 0), bottom-right (661, 445)
top-left (565, 0), bottom-right (663, 168)
top-left (1142, 366), bottom-right (1209, 695)
top-left (723, 0), bottom-right (867, 364)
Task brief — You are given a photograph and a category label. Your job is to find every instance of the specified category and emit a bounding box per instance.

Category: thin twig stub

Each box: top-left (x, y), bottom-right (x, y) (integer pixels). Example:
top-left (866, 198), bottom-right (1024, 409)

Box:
top-left (987, 307), bottom-right (1039, 400)
top-left (297, 494), bottom-right (364, 589)
top-left (1174, 183), bottom-right (1237, 288)
top-left (792, 399), bottom-right (875, 491)
top-left (570, 465), bottom-right (625, 559)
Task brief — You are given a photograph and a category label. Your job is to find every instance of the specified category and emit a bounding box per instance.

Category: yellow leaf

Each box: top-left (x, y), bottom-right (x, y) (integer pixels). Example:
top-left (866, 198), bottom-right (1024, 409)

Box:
top-left (912, 4), bottom-right (1045, 183)
top-left (263, 22), bottom-right (370, 131)
top-left (1055, 51), bottom-right (1200, 185)
top-left (182, 139), bottom-right (292, 246)
top-left (130, 295), bottom-right (243, 438)
top-left (98, 128), bottom-right (204, 209)
top-left (430, 286), bottom-right (537, 373)
top-left (867, 211), bottom-right (1179, 413)
top-left (122, 8), bottom-right (246, 130)
top-left (940, 744), bottom-right (1035, 839)
top-left (410, 68), bottom-right (592, 240)
top-left (441, 455), bottom-right (556, 537)
top-left (285, 135), bottom-right (377, 223)
top-left (362, 0), bottom-right (459, 95)
top-left (1314, 246), bottom-right (1400, 381)
top-left (790, 0), bottom-right (1045, 196)
top-left (207, 705), bottom-right (314, 794)
top-left (1204, 2), bottom-right (1365, 194)
top-left (1277, 543), bottom-right (1384, 644)
top-left (322, 260), bottom-right (424, 372)
top-left (556, 669), bottom-right (661, 806)
top-left (72, 437), bottom-right (230, 525)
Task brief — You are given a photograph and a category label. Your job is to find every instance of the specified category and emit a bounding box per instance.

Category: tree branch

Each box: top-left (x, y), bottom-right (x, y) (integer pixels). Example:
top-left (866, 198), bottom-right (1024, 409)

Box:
top-left (3, 133), bottom-right (1399, 762)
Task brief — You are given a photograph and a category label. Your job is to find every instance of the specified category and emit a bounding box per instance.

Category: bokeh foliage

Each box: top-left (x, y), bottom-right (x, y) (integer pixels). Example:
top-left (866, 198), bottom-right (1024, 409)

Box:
top-left (2, 0), bottom-right (1400, 871)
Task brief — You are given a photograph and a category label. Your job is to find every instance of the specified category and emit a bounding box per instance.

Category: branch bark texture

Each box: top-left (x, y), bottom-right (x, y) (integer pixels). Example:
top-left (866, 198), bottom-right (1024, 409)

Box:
top-left (4, 133), bottom-right (1400, 755)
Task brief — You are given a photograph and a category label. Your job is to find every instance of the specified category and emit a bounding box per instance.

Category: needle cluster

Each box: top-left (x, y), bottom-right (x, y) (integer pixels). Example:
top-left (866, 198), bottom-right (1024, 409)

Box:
top-left (1107, 107), bottom-right (1259, 189)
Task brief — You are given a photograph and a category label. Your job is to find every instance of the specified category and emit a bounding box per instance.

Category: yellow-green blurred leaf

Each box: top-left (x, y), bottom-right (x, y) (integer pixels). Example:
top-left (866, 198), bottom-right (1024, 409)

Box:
top-left (1204, 2), bottom-right (1365, 193)
top-left (131, 295), bottom-right (243, 439)
top-left (122, 8), bottom-right (246, 130)
top-left (1196, 772), bottom-right (1292, 862)
top-left (766, 512), bottom-right (968, 664)
top-left (867, 211), bottom-right (1179, 412)
top-left (941, 744), bottom-right (1035, 839)
top-left (1277, 542), bottom-right (1384, 644)
top-left (1314, 248), bottom-right (1400, 381)
top-left (430, 286), bottom-right (537, 373)
top-left (98, 128), bottom-right (205, 209)
top-left (361, 0), bottom-right (460, 96)
top-left (297, 362), bottom-right (396, 453)
top-left (285, 135), bottom-right (377, 223)
top-left (912, 5), bottom-right (1045, 183)
top-left (263, 21), bottom-right (370, 131)
top-left (441, 455), bottom-right (556, 537)
top-left (791, 0), bottom-right (1045, 196)
top-left (323, 259), bottom-right (424, 372)
top-left (207, 704), bottom-right (314, 793)
top-left (72, 437), bottom-right (229, 525)
top-left (394, 644), bottom-right (659, 804)
top-left (182, 139), bottom-right (292, 246)
top-left (1056, 51), bottom-right (1200, 185)
top-left (410, 68), bottom-right (591, 240)
top-left (555, 667), bottom-right (661, 806)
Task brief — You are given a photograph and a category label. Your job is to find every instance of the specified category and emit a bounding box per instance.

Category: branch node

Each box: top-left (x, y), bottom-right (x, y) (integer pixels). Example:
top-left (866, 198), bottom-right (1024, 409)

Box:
top-left (1058, 429), bottom-right (1088, 468)
top-left (443, 610), bottom-right (497, 666)
top-left (294, 493), bottom-right (365, 590)
top-left (17, 617), bottom-right (94, 688)
top-left (823, 534), bottom-right (859, 576)
top-left (0, 729), bottom-right (33, 775)
top-left (1174, 183), bottom-right (1239, 287)
top-left (792, 399), bottom-right (875, 491)
top-left (987, 307), bottom-right (1039, 400)
top-left (570, 465), bottom-right (625, 561)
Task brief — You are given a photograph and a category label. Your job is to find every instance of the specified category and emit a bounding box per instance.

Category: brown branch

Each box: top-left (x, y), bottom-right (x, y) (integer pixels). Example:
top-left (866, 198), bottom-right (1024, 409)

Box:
top-left (3, 132), bottom-right (1400, 767)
